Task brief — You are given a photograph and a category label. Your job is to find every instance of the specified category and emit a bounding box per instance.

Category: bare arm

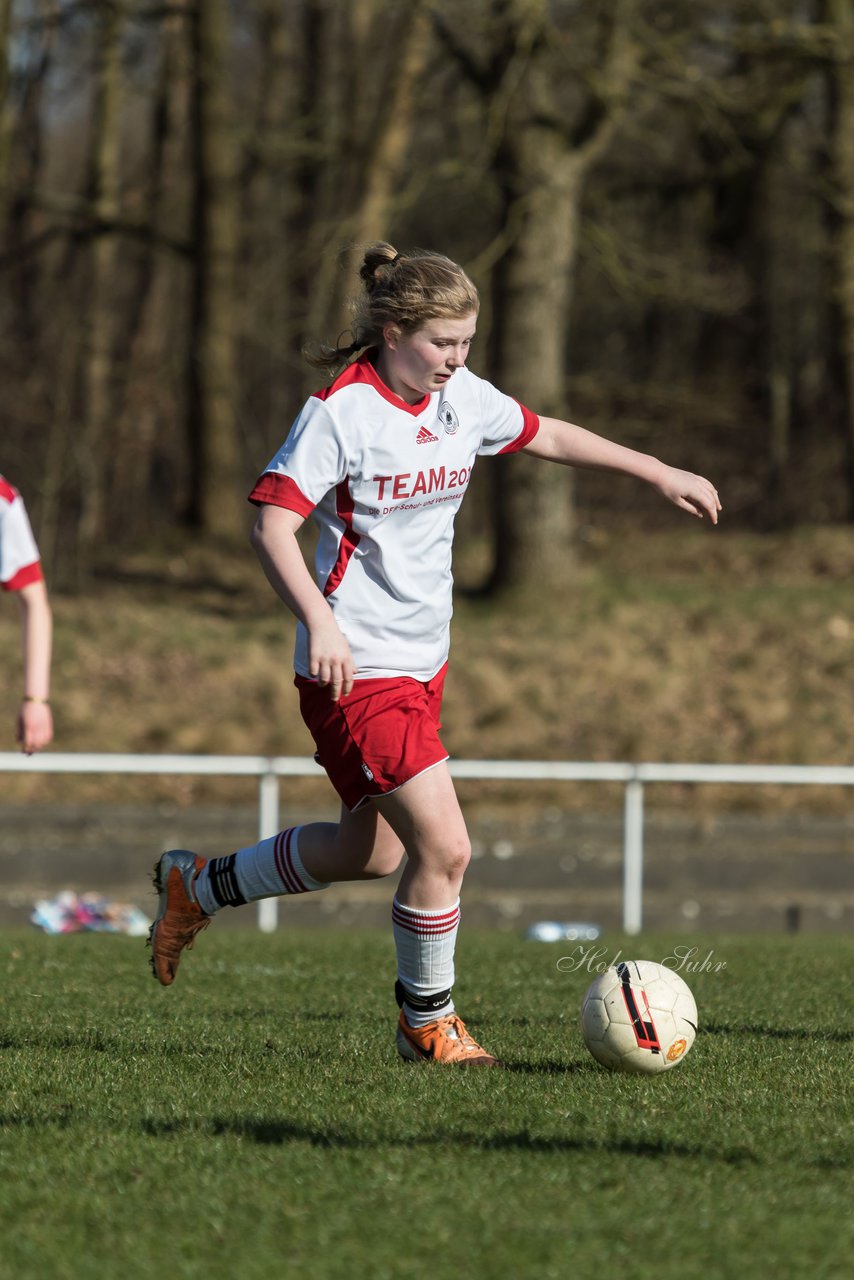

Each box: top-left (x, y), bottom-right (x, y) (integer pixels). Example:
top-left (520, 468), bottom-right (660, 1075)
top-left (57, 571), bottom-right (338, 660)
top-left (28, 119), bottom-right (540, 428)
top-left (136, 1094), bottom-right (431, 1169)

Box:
top-left (16, 578), bottom-right (53, 753)
top-left (524, 416), bottom-right (721, 524)
top-left (250, 504), bottom-right (355, 700)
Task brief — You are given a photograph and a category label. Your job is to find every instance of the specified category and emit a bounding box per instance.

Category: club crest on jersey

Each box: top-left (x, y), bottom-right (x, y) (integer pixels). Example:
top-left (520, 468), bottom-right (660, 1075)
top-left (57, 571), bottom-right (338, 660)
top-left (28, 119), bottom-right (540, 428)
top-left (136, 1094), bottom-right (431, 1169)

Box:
top-left (438, 402), bottom-right (459, 435)
top-left (416, 424), bottom-right (439, 445)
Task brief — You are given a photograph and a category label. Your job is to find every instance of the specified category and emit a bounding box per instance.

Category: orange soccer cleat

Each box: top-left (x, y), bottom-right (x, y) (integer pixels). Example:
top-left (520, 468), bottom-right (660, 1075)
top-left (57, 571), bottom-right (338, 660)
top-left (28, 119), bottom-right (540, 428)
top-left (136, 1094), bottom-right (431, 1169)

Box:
top-left (148, 849), bottom-right (210, 986)
top-left (396, 1011), bottom-right (502, 1067)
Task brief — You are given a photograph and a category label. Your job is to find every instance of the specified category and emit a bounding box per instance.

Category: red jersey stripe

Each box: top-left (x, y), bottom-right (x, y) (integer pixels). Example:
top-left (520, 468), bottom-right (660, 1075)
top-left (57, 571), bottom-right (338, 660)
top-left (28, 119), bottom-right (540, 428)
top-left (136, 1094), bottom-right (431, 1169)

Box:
top-left (314, 354), bottom-right (429, 418)
top-left (248, 472), bottom-right (315, 516)
top-left (322, 479), bottom-right (360, 597)
top-left (498, 403), bottom-right (539, 454)
top-left (2, 560), bottom-right (43, 592)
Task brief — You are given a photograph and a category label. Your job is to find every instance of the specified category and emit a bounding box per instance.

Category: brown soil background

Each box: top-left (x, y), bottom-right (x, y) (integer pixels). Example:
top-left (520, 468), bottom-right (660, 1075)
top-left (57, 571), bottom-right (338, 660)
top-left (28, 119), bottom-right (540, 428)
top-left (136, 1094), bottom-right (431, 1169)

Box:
top-left (1, 525), bottom-right (852, 935)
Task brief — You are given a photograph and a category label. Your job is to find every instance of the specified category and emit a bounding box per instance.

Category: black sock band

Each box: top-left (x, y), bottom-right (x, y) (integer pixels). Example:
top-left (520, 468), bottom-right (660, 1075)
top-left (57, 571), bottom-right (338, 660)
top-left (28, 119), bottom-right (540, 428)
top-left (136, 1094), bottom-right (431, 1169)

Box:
top-left (208, 854), bottom-right (247, 909)
top-left (395, 979), bottom-right (452, 1015)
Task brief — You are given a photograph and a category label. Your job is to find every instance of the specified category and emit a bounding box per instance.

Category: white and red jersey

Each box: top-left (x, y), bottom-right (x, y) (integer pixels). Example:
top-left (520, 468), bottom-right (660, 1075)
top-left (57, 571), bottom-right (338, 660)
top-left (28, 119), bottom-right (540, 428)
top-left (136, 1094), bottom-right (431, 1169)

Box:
top-left (0, 476), bottom-right (43, 592)
top-left (250, 355), bottom-right (539, 680)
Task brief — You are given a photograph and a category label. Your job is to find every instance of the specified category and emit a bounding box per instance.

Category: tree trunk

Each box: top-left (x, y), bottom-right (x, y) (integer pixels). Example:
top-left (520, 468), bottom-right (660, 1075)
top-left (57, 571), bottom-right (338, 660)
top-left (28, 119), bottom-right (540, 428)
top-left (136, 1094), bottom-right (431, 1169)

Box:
top-left (111, 8), bottom-right (191, 536)
top-left (77, 0), bottom-right (122, 565)
top-left (487, 145), bottom-right (585, 590)
top-left (288, 0), bottom-right (353, 385)
top-left (0, 0), bottom-right (13, 232)
top-left (829, 0), bottom-right (854, 519)
top-left (759, 132), bottom-right (798, 530)
top-left (299, 1), bottom-right (430, 354)
top-left (185, 0), bottom-right (242, 536)
top-left (324, 2), bottom-right (433, 334)
top-left (239, 0), bottom-right (301, 461)
top-left (3, 0), bottom-right (55, 349)
top-left (480, 0), bottom-right (640, 594)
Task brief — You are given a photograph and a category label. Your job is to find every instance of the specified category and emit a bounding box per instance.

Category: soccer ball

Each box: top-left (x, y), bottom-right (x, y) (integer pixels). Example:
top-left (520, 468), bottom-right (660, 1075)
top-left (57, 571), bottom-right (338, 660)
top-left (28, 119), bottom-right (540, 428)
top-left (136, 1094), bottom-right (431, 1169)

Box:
top-left (580, 959), bottom-right (698, 1074)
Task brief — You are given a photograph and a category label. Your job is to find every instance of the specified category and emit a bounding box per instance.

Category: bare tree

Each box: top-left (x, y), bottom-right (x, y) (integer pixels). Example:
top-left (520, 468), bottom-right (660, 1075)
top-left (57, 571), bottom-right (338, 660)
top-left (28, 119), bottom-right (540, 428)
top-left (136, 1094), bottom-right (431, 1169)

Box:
top-left (274, 0), bottom-right (432, 373)
top-left (185, 0), bottom-right (242, 536)
top-left (237, 0), bottom-right (306, 462)
top-left (828, 0), bottom-right (854, 517)
top-left (2, 0), bottom-right (58, 348)
top-left (438, 0), bottom-right (643, 592)
top-left (108, 6), bottom-right (193, 536)
top-left (319, 2), bottom-right (434, 338)
top-left (2, 0), bottom-right (852, 549)
top-left (0, 0), bottom-right (13, 230)
top-left (77, 0), bottom-right (123, 564)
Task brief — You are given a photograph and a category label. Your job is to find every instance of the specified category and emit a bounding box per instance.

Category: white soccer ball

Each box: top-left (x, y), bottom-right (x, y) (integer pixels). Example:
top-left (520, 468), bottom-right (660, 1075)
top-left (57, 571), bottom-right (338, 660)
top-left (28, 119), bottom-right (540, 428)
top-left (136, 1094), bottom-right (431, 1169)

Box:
top-left (580, 959), bottom-right (698, 1074)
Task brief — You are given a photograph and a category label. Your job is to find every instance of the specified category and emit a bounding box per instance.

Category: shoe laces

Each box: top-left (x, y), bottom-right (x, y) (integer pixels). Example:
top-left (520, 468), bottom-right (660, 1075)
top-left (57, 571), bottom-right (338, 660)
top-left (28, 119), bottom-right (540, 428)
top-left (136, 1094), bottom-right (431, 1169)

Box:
top-left (183, 915), bottom-right (210, 948)
top-left (165, 911), bottom-right (209, 950)
top-left (444, 1015), bottom-right (480, 1052)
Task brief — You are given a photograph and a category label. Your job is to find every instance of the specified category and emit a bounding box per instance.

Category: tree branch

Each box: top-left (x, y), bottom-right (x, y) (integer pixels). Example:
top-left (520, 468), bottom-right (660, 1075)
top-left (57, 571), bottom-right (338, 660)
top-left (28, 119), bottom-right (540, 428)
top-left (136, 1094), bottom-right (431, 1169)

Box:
top-left (0, 188), bottom-right (192, 269)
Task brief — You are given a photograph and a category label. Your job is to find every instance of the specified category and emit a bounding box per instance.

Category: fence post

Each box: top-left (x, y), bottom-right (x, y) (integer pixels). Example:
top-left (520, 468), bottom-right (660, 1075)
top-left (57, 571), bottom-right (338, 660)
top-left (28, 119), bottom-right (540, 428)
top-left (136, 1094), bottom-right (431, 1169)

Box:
top-left (623, 777), bottom-right (644, 935)
top-left (256, 770), bottom-right (280, 933)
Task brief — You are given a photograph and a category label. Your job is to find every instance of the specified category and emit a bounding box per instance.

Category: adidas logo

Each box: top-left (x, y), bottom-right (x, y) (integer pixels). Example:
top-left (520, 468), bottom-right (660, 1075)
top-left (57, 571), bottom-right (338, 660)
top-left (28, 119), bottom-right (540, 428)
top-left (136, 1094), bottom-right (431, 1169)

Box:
top-left (416, 425), bottom-right (439, 445)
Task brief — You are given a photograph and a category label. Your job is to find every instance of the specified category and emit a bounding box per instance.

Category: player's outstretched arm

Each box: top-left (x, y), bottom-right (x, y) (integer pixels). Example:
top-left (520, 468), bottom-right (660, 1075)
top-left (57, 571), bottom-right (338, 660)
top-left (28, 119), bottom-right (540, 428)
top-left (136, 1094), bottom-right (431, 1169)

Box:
top-left (523, 416), bottom-right (721, 524)
top-left (250, 504), bottom-right (356, 700)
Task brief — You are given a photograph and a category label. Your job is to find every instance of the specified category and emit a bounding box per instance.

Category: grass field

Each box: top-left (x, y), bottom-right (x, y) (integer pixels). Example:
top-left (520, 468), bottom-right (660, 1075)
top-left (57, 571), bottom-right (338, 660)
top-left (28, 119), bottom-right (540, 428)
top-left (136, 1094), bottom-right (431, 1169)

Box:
top-left (1, 926), bottom-right (851, 1279)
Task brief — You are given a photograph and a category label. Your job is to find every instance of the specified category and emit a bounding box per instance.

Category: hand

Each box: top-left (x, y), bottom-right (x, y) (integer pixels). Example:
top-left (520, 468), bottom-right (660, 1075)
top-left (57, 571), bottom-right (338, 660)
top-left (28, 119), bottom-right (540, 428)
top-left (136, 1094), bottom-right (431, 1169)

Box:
top-left (16, 700), bottom-right (53, 755)
top-left (655, 464), bottom-right (721, 524)
top-left (307, 619), bottom-right (356, 701)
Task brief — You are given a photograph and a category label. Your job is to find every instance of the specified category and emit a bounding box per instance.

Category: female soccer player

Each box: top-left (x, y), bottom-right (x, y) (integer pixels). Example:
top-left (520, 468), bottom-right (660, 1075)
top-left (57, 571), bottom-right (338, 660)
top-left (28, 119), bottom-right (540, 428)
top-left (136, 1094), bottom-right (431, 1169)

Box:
top-left (149, 243), bottom-right (720, 1065)
top-left (0, 475), bottom-right (53, 754)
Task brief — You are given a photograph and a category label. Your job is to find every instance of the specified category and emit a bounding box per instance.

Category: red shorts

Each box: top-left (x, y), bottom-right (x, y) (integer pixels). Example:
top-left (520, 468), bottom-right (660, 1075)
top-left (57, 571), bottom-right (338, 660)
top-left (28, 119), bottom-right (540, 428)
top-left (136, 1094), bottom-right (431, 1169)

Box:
top-left (295, 664), bottom-right (449, 812)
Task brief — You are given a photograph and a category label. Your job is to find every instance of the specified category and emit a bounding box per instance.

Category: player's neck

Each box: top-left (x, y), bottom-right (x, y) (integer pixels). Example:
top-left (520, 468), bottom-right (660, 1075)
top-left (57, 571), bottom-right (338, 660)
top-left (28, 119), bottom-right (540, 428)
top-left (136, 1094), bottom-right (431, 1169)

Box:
top-left (374, 349), bottom-right (424, 407)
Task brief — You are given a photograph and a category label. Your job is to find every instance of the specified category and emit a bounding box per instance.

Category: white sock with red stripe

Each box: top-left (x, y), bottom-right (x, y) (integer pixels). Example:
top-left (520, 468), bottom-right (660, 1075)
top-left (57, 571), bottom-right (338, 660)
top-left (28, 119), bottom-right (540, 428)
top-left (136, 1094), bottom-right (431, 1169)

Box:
top-left (193, 826), bottom-right (327, 914)
top-left (392, 896), bottom-right (460, 1028)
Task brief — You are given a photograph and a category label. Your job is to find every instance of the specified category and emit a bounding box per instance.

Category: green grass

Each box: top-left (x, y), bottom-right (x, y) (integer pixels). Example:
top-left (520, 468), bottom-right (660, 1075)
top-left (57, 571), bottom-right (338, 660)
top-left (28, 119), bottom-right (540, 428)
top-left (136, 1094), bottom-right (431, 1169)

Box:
top-left (1, 928), bottom-right (851, 1279)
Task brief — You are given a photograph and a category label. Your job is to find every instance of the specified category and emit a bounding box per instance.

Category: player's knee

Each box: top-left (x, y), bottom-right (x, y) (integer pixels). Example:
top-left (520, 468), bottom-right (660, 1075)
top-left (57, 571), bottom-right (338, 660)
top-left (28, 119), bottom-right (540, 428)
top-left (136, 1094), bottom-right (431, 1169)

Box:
top-left (438, 833), bottom-right (471, 881)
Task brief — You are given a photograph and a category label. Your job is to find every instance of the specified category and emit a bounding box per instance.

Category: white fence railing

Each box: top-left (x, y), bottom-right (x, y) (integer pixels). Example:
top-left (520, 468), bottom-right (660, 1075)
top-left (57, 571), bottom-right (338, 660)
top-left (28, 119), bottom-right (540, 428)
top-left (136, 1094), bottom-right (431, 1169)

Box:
top-left (2, 752), bottom-right (852, 934)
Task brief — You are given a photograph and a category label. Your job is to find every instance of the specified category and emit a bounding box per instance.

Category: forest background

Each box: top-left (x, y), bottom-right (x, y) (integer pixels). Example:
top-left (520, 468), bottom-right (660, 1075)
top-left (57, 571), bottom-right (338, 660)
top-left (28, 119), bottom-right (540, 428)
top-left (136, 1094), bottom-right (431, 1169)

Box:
top-left (0, 0), bottom-right (852, 817)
